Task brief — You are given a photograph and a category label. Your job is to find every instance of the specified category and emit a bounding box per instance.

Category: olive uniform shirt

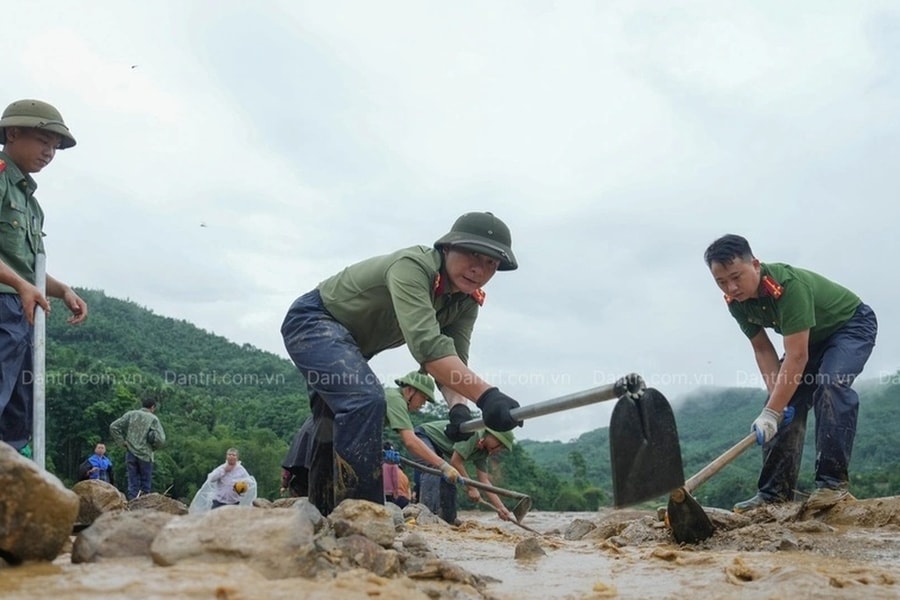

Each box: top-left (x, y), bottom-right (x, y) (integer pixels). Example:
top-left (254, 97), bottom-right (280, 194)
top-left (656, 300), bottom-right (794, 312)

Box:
top-left (417, 420), bottom-right (489, 471)
top-left (317, 245), bottom-right (482, 364)
top-left (109, 408), bottom-right (167, 463)
top-left (0, 152), bottom-right (45, 293)
top-left (384, 387), bottom-right (415, 432)
top-left (727, 263), bottom-right (860, 346)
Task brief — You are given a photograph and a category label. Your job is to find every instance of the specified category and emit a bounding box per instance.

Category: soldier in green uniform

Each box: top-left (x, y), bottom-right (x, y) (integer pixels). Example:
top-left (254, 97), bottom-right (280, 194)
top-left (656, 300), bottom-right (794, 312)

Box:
top-left (705, 234), bottom-right (877, 512)
top-left (413, 420), bottom-right (515, 524)
top-left (281, 212), bottom-right (522, 516)
top-left (0, 99), bottom-right (88, 455)
top-left (383, 371), bottom-right (461, 483)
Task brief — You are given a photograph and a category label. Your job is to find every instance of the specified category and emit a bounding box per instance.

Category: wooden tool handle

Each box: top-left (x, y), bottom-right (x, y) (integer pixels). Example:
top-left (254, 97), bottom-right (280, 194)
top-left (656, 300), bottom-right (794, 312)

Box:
top-left (684, 432), bottom-right (756, 493)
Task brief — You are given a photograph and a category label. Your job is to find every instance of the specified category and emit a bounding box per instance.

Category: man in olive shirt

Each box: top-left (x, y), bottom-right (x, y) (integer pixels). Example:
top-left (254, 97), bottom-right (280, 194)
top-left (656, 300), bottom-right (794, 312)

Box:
top-left (110, 397), bottom-right (167, 499)
top-left (0, 99), bottom-right (88, 456)
top-left (414, 420), bottom-right (515, 525)
top-left (281, 212), bottom-right (522, 516)
top-left (705, 234), bottom-right (877, 512)
top-left (384, 370), bottom-right (460, 482)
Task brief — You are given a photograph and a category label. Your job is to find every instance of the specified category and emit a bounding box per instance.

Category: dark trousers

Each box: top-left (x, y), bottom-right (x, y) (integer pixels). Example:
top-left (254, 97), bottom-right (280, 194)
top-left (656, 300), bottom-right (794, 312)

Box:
top-left (281, 290), bottom-right (386, 516)
top-left (125, 451), bottom-right (154, 500)
top-left (758, 303), bottom-right (877, 501)
top-left (414, 428), bottom-right (458, 523)
top-left (0, 295), bottom-right (33, 451)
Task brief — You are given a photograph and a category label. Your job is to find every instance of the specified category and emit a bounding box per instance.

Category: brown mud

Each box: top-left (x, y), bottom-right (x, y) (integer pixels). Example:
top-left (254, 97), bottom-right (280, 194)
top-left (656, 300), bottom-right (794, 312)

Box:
top-left (2, 496), bottom-right (899, 599)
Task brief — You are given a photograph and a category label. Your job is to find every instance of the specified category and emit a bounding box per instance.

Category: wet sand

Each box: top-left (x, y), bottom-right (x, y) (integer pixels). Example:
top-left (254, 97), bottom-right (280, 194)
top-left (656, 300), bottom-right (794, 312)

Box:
top-left (2, 501), bottom-right (899, 599)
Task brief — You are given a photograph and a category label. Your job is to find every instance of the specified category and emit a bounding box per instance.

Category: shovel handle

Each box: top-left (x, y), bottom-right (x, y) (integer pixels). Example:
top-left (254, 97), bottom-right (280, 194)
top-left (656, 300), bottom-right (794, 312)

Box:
top-left (684, 432), bottom-right (756, 493)
top-left (459, 373), bottom-right (645, 434)
top-left (398, 456), bottom-right (529, 500)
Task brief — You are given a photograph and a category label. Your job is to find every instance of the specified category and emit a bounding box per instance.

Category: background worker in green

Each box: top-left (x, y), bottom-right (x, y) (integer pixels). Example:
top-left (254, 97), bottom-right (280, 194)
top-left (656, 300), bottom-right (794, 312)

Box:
top-left (0, 99), bottom-right (88, 455)
top-left (414, 420), bottom-right (515, 524)
top-left (283, 370), bottom-right (463, 500)
top-left (704, 234), bottom-right (877, 513)
top-left (281, 212), bottom-right (523, 516)
top-left (110, 397), bottom-right (167, 500)
top-left (384, 370), bottom-right (460, 482)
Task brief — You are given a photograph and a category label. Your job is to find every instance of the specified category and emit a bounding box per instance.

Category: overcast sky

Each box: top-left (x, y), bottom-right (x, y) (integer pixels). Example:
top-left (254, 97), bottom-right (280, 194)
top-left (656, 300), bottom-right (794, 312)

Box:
top-left (7, 1), bottom-right (899, 442)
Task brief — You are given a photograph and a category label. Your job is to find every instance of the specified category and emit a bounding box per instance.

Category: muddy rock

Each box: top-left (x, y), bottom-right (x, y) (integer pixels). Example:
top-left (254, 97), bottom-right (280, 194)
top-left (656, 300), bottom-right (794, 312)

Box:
top-left (514, 537), bottom-right (546, 559)
top-left (128, 493), bottom-right (188, 515)
top-left (0, 443), bottom-right (79, 562)
top-left (334, 534), bottom-right (402, 576)
top-left (72, 479), bottom-right (127, 526)
top-left (329, 499), bottom-right (396, 547)
top-left (72, 509), bottom-right (175, 563)
top-left (563, 518), bottom-right (597, 540)
top-left (150, 506), bottom-right (320, 579)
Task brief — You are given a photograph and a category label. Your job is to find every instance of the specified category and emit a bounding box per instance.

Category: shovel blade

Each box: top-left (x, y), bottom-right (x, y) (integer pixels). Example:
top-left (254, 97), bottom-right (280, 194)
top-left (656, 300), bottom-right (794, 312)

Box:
top-left (610, 388), bottom-right (684, 507)
top-left (667, 488), bottom-right (715, 544)
top-left (512, 496), bottom-right (533, 522)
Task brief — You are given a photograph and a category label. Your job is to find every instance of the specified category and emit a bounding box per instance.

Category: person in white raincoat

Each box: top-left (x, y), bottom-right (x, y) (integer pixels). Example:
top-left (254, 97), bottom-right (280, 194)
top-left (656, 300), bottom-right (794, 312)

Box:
top-left (189, 447), bottom-right (257, 513)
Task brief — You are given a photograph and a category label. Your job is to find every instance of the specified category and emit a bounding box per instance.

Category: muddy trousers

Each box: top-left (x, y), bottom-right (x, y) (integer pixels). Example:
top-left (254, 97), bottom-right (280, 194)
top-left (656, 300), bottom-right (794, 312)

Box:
top-left (757, 303), bottom-right (877, 501)
top-left (414, 428), bottom-right (458, 523)
top-left (281, 290), bottom-right (386, 516)
top-left (0, 295), bottom-right (33, 451)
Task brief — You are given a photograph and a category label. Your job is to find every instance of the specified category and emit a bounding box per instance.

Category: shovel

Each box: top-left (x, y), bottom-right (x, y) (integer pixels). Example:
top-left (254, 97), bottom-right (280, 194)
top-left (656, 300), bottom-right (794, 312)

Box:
top-left (399, 456), bottom-right (532, 522)
top-left (458, 373), bottom-right (646, 435)
top-left (476, 498), bottom-right (545, 535)
top-left (609, 387), bottom-right (684, 508)
top-left (666, 432), bottom-right (756, 544)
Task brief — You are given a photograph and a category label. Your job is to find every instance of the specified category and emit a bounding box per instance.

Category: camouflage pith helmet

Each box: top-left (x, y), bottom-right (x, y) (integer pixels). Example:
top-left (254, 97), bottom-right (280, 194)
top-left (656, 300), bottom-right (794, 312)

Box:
top-left (434, 211), bottom-right (518, 271)
top-left (485, 428), bottom-right (515, 450)
top-left (0, 99), bottom-right (76, 149)
top-left (395, 371), bottom-right (436, 403)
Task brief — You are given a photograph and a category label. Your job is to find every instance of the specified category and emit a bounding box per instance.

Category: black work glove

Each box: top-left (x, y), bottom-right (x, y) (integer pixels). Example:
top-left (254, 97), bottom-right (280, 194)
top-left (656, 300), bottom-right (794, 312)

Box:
top-left (476, 388), bottom-right (522, 431)
top-left (444, 404), bottom-right (475, 442)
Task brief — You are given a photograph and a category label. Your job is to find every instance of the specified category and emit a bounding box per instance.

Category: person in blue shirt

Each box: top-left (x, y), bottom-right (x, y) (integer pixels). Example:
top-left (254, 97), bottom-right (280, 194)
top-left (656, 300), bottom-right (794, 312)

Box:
top-left (80, 442), bottom-right (114, 484)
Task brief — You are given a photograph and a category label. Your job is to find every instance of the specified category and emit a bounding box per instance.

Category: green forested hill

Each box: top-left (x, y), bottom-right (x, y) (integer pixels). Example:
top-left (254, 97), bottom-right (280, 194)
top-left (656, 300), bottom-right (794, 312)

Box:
top-left (40, 288), bottom-right (900, 510)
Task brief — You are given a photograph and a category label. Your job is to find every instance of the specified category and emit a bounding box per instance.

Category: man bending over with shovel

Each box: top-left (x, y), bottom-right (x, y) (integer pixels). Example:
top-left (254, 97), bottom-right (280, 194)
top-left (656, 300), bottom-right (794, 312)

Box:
top-left (281, 212), bottom-right (523, 516)
top-left (705, 234), bottom-right (877, 513)
top-left (412, 420), bottom-right (515, 525)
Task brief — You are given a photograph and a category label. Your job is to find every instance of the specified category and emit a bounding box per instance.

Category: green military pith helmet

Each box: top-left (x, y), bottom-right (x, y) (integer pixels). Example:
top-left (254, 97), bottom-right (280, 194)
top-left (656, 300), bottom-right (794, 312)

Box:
top-left (0, 99), bottom-right (77, 149)
top-left (485, 428), bottom-right (515, 450)
top-left (395, 371), bottom-right (436, 403)
top-left (434, 211), bottom-right (518, 271)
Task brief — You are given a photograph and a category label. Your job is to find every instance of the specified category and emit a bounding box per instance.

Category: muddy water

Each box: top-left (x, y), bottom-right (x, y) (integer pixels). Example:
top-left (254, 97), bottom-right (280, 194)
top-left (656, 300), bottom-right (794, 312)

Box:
top-left (417, 510), bottom-right (900, 599)
top-left (2, 507), bottom-right (899, 599)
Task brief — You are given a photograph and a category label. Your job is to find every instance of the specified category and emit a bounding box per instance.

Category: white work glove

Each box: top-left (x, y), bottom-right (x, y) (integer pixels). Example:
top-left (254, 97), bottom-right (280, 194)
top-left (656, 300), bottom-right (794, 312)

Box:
top-left (752, 408), bottom-right (780, 445)
top-left (440, 461), bottom-right (460, 484)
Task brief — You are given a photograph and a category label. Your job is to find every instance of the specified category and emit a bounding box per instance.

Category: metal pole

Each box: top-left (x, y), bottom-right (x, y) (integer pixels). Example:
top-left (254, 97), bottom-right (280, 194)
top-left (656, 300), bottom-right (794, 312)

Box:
top-left (459, 373), bottom-right (645, 434)
top-left (33, 253), bottom-right (46, 469)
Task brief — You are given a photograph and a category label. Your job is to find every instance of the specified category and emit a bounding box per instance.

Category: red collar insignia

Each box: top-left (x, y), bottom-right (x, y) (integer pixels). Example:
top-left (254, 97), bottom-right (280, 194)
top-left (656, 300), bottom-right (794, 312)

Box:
top-left (0, 159), bottom-right (6, 174)
top-left (433, 274), bottom-right (486, 306)
top-left (760, 275), bottom-right (783, 299)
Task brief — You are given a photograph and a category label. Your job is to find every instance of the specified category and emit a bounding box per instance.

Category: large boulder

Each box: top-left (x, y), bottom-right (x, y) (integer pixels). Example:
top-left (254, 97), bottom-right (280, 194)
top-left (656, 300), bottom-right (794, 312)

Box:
top-left (72, 509), bottom-right (176, 563)
top-left (72, 479), bottom-right (127, 526)
top-left (0, 443), bottom-right (79, 562)
top-left (150, 505), bottom-right (321, 579)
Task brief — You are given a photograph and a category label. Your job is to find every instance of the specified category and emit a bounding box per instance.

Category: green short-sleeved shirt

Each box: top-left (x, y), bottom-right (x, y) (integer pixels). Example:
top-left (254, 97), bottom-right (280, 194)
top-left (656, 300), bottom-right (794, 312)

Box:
top-left (418, 420), bottom-right (489, 471)
top-left (317, 245), bottom-right (480, 363)
top-left (0, 152), bottom-right (45, 293)
top-left (727, 262), bottom-right (861, 346)
top-left (384, 387), bottom-right (414, 432)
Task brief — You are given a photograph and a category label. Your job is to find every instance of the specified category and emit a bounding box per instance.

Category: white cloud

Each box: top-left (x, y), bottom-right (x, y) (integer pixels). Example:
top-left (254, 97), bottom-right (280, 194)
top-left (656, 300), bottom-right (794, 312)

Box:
top-left (6, 1), bottom-right (900, 442)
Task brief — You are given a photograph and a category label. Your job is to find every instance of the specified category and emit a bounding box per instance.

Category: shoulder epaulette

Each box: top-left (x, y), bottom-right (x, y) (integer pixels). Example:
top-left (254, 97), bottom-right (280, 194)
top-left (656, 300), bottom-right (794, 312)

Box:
top-left (760, 275), bottom-right (784, 299)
